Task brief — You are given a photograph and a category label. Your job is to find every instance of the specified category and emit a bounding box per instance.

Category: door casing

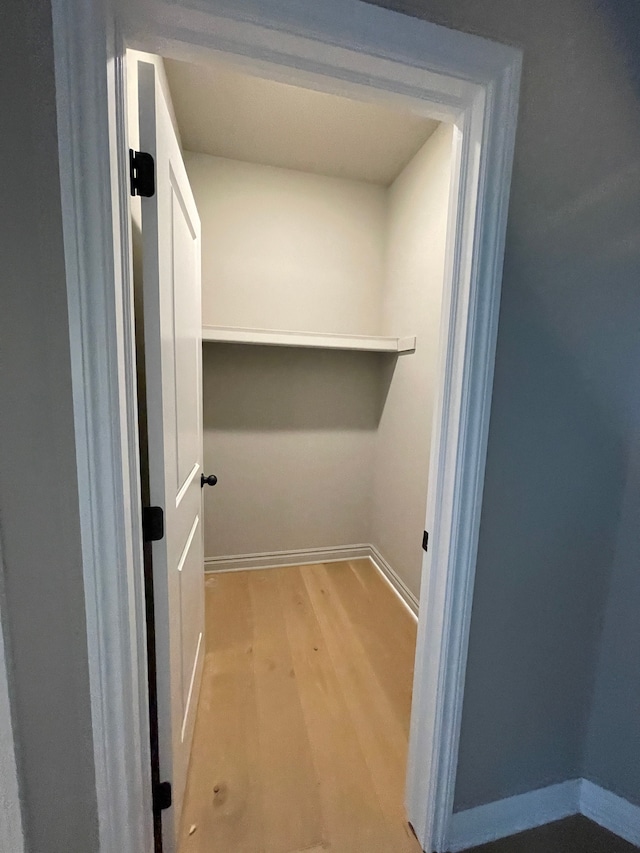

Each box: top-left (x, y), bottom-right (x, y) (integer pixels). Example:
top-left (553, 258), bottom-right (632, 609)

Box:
top-left (50, 1), bottom-right (522, 850)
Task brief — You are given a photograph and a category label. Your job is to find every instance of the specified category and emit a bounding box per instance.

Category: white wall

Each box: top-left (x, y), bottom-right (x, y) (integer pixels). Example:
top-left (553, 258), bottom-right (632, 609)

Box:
top-left (370, 123), bottom-right (453, 597)
top-left (194, 136), bottom-right (451, 567)
top-left (184, 153), bottom-right (388, 334)
top-left (202, 344), bottom-right (383, 560)
top-left (188, 153), bottom-right (390, 563)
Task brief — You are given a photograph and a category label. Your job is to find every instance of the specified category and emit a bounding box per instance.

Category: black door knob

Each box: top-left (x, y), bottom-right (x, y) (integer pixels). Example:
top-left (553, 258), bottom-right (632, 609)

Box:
top-left (201, 473), bottom-right (218, 488)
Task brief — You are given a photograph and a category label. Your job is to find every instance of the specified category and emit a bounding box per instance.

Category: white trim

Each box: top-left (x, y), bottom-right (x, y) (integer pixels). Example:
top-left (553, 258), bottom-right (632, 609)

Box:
top-left (180, 630), bottom-right (203, 743)
top-left (202, 325), bottom-right (416, 353)
top-left (448, 780), bottom-right (581, 851)
top-left (448, 779), bottom-right (640, 850)
top-left (368, 545), bottom-right (420, 618)
top-left (406, 56), bottom-right (521, 853)
top-left (204, 543), bottom-right (419, 618)
top-left (51, 3), bottom-right (153, 852)
top-left (580, 779), bottom-right (640, 847)
top-left (52, 1), bottom-right (521, 851)
top-left (177, 517), bottom-right (201, 574)
top-left (176, 462), bottom-right (200, 507)
top-left (205, 544), bottom-right (371, 573)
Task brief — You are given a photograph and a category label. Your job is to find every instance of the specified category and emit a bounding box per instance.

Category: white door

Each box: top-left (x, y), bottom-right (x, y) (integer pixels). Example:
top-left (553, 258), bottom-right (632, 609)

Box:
top-left (138, 60), bottom-right (205, 851)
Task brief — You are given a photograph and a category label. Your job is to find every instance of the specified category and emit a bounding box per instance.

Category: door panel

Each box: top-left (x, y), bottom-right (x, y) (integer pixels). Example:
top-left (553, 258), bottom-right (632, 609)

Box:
top-left (138, 60), bottom-right (204, 853)
top-left (179, 515), bottom-right (204, 721)
top-left (171, 177), bottom-right (201, 495)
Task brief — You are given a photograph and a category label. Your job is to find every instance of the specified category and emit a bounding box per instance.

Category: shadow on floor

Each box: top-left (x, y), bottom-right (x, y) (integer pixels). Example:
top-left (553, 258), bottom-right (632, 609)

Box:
top-left (465, 815), bottom-right (639, 853)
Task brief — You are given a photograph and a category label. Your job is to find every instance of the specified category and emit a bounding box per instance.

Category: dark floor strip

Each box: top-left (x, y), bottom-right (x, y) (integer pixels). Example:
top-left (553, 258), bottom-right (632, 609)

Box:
top-left (464, 815), bottom-right (639, 853)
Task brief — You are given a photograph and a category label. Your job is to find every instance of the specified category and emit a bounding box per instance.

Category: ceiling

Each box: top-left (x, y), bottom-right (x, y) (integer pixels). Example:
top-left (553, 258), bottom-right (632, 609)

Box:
top-left (164, 59), bottom-right (439, 186)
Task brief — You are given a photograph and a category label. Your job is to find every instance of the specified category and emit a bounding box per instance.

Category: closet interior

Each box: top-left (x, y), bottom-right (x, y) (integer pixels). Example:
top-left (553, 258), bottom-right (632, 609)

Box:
top-left (162, 57), bottom-right (454, 602)
top-left (128, 48), bottom-right (454, 852)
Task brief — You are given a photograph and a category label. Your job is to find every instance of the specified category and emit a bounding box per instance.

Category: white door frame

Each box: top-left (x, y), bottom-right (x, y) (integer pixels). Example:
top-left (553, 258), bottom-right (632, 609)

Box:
top-left (51, 1), bottom-right (521, 851)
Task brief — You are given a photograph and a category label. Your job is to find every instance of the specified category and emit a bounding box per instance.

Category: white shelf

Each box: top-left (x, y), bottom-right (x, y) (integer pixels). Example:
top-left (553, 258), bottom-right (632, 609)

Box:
top-left (202, 325), bottom-right (416, 354)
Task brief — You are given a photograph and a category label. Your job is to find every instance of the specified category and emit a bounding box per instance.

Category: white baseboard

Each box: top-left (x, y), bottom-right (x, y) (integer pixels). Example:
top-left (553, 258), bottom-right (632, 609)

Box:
top-left (204, 544), bottom-right (371, 573)
top-left (368, 545), bottom-right (419, 618)
top-left (448, 780), bottom-right (581, 851)
top-left (580, 779), bottom-right (640, 847)
top-left (205, 543), bottom-right (421, 619)
top-left (448, 778), bottom-right (640, 851)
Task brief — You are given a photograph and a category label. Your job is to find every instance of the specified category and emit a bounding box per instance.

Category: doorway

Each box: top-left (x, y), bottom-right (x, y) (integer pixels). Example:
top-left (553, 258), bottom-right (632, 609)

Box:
top-left (51, 2), bottom-right (521, 851)
top-left (130, 49), bottom-right (454, 851)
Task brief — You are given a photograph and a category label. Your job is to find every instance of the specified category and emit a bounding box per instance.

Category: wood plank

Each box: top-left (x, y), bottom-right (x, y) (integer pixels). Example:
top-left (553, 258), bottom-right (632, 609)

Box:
top-left (179, 572), bottom-right (264, 853)
top-left (300, 562), bottom-right (421, 849)
top-left (179, 559), bottom-right (420, 853)
top-left (277, 566), bottom-right (401, 853)
top-left (248, 568), bottom-right (325, 853)
top-left (324, 560), bottom-right (417, 736)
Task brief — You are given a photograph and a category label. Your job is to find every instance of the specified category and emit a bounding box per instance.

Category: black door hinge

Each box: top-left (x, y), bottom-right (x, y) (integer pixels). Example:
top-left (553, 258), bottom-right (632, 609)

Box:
top-left (422, 530), bottom-right (429, 552)
top-left (153, 781), bottom-right (172, 813)
top-left (129, 149), bottom-right (155, 197)
top-left (142, 506), bottom-right (164, 542)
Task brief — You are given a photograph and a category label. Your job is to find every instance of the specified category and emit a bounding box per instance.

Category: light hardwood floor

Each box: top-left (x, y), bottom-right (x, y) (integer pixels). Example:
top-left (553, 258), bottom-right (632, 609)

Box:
top-left (179, 559), bottom-right (422, 853)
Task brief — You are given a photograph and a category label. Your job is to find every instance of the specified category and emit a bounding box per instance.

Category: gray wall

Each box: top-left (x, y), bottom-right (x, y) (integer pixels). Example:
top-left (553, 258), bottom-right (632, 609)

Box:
top-left (0, 0), bottom-right (99, 850)
top-left (585, 431), bottom-right (640, 806)
top-left (370, 0), bottom-right (640, 811)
